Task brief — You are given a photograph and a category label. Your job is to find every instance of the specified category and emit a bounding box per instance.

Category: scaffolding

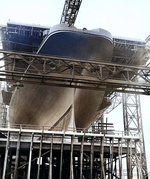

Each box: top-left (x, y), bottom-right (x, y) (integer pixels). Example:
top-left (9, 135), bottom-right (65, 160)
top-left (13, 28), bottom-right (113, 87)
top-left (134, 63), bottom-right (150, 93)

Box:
top-left (0, 124), bottom-right (140, 179)
top-left (0, 38), bottom-right (149, 178)
top-left (122, 93), bottom-right (148, 178)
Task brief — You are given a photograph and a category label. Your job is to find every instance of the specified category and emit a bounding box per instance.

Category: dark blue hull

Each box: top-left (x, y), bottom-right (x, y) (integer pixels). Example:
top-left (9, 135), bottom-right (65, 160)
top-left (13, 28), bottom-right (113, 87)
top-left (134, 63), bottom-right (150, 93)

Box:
top-left (38, 29), bottom-right (113, 62)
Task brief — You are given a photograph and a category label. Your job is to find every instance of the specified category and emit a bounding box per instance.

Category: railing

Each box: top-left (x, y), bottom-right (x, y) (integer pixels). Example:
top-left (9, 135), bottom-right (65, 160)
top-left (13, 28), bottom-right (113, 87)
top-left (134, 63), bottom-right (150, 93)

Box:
top-left (0, 123), bottom-right (139, 138)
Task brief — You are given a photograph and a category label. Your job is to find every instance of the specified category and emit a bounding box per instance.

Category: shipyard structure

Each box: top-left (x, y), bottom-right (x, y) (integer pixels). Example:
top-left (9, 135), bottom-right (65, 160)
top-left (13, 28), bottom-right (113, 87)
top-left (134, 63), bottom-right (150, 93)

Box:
top-left (0, 0), bottom-right (150, 178)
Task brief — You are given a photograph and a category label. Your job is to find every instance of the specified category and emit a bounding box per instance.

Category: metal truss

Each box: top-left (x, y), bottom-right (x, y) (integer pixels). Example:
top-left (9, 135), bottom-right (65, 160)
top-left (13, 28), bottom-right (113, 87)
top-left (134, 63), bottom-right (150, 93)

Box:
top-left (112, 37), bottom-right (150, 67)
top-left (122, 93), bottom-right (148, 178)
top-left (60, 0), bottom-right (82, 26)
top-left (104, 92), bottom-right (122, 114)
top-left (1, 50), bottom-right (150, 95)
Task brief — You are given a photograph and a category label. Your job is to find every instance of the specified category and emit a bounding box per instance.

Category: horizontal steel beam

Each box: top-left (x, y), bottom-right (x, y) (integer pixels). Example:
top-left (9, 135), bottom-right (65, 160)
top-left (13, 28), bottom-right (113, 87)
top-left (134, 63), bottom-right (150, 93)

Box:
top-left (0, 50), bottom-right (150, 95)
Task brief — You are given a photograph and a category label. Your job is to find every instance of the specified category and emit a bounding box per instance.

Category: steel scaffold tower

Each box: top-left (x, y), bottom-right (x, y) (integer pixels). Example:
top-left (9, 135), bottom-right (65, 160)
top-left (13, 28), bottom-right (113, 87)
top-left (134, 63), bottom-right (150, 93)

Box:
top-left (122, 93), bottom-right (148, 178)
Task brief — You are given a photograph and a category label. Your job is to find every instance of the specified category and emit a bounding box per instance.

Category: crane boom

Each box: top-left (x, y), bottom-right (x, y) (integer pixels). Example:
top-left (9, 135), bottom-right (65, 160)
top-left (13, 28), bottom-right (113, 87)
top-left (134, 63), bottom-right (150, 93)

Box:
top-left (60, 0), bottom-right (82, 26)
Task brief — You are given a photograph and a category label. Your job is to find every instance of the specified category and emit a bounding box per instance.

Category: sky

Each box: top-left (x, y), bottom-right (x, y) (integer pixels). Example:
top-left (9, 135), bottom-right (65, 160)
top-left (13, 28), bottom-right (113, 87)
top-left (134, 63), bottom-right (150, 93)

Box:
top-left (0, 0), bottom-right (150, 174)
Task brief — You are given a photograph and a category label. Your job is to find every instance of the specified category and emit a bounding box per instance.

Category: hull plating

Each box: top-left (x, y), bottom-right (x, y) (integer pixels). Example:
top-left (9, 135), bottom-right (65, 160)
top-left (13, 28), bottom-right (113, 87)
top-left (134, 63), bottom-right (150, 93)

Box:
top-left (38, 29), bottom-right (113, 62)
top-left (9, 25), bottom-right (113, 129)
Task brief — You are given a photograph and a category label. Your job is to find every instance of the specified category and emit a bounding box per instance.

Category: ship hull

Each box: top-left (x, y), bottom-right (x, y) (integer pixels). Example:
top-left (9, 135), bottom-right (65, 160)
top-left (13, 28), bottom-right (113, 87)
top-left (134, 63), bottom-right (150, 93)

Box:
top-left (9, 85), bottom-right (75, 127)
top-left (38, 24), bottom-right (113, 62)
top-left (9, 24), bottom-right (113, 129)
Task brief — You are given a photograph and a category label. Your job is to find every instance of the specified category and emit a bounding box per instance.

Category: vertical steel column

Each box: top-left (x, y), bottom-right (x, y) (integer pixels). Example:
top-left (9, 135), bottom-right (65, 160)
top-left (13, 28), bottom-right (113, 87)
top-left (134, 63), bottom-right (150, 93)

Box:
top-left (59, 134), bottom-right (64, 179)
top-left (118, 138), bottom-right (122, 179)
top-left (126, 139), bottom-right (130, 179)
top-left (37, 128), bottom-right (43, 179)
top-left (136, 141), bottom-right (140, 179)
top-left (27, 132), bottom-right (34, 179)
top-left (2, 131), bottom-right (10, 179)
top-left (90, 136), bottom-right (94, 179)
top-left (100, 136), bottom-right (106, 179)
top-left (70, 135), bottom-right (74, 179)
top-left (0, 148), bottom-right (4, 178)
top-left (14, 130), bottom-right (21, 179)
top-left (107, 158), bottom-right (110, 178)
top-left (114, 158), bottom-right (117, 178)
top-left (6, 147), bottom-right (12, 179)
top-left (49, 133), bottom-right (53, 179)
top-left (130, 139), bottom-right (133, 178)
top-left (110, 138), bottom-right (114, 179)
top-left (135, 140), bottom-right (142, 179)
top-left (80, 134), bottom-right (84, 179)
top-left (126, 139), bottom-right (132, 179)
